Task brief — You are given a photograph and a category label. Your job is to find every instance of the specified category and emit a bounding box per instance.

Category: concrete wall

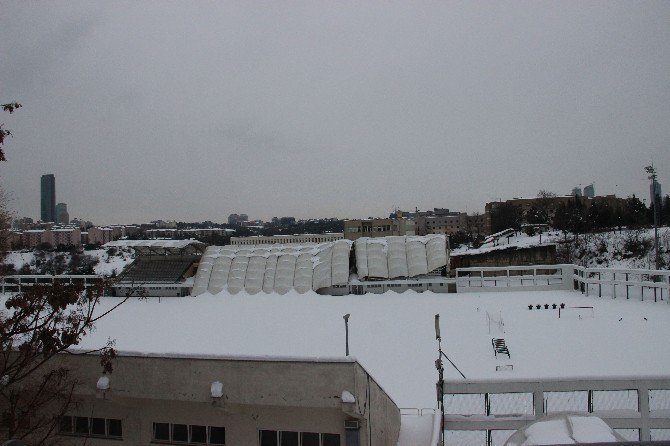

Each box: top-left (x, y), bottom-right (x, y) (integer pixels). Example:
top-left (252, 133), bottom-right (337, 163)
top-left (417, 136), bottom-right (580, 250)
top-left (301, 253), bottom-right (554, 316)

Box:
top-left (50, 354), bottom-right (400, 445)
top-left (451, 245), bottom-right (557, 269)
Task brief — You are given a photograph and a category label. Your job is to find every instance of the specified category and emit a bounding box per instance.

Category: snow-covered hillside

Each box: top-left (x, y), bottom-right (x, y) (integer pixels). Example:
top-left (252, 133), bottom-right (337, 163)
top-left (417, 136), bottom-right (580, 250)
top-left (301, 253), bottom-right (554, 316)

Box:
top-left (452, 227), bottom-right (670, 270)
top-left (2, 247), bottom-right (135, 276)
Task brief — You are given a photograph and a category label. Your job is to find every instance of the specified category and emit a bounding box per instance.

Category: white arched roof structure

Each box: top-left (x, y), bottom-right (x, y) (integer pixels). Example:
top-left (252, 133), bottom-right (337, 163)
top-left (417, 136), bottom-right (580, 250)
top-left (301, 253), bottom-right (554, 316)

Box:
top-left (191, 240), bottom-right (353, 295)
top-left (354, 235), bottom-right (448, 279)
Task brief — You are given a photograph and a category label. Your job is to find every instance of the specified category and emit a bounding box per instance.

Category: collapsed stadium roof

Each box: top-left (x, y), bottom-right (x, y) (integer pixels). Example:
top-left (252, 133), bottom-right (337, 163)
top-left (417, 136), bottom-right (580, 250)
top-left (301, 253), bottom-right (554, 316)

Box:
top-left (191, 234), bottom-right (448, 295)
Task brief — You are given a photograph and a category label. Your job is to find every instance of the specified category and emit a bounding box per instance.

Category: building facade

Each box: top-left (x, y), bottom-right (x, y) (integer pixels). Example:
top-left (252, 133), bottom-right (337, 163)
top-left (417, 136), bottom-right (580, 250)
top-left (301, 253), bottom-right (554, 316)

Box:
top-left (47, 354), bottom-right (400, 446)
top-left (343, 218), bottom-right (415, 241)
top-left (40, 174), bottom-right (56, 222)
top-left (56, 202), bottom-right (69, 224)
top-left (230, 233), bottom-right (344, 246)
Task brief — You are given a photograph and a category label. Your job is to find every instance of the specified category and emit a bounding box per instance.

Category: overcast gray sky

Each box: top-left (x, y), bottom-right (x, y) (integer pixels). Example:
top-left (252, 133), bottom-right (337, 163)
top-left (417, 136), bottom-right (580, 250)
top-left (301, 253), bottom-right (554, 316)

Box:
top-left (1, 1), bottom-right (669, 224)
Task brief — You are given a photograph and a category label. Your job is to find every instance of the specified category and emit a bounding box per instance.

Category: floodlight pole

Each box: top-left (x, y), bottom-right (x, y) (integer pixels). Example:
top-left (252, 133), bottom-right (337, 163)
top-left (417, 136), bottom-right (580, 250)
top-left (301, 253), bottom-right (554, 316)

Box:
top-left (435, 314), bottom-right (445, 446)
top-left (645, 165), bottom-right (660, 271)
top-left (343, 314), bottom-right (350, 356)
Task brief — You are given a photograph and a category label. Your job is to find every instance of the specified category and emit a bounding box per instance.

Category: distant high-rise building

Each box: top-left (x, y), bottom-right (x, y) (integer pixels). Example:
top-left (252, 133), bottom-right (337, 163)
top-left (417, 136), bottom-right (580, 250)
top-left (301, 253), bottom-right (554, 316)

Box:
top-left (571, 186), bottom-right (582, 197)
top-left (56, 203), bottom-right (69, 224)
top-left (40, 174), bottom-right (56, 222)
top-left (650, 180), bottom-right (662, 204)
top-left (583, 184), bottom-right (595, 198)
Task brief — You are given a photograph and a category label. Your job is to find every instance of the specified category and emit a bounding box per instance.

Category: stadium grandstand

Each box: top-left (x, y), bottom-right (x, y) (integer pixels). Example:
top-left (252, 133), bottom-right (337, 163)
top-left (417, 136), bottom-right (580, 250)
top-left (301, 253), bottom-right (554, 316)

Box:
top-left (104, 239), bottom-right (206, 256)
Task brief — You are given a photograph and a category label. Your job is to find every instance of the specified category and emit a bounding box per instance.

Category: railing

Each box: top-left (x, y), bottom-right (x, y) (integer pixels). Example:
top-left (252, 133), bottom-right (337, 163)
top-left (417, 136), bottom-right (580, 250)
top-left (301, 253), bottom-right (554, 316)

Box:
top-left (0, 274), bottom-right (102, 293)
top-left (456, 265), bottom-right (572, 293)
top-left (442, 377), bottom-right (670, 444)
top-left (456, 264), bottom-right (670, 303)
top-left (572, 266), bottom-right (670, 302)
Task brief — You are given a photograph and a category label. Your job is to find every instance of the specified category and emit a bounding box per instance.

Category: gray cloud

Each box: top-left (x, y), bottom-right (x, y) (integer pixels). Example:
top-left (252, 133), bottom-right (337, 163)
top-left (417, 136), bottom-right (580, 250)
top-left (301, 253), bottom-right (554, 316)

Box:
top-left (1, 1), bottom-right (669, 224)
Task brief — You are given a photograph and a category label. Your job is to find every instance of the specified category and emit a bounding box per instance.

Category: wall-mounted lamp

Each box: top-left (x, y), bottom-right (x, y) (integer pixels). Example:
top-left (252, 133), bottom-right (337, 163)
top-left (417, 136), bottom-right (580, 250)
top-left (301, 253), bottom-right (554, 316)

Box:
top-left (341, 390), bottom-right (362, 419)
top-left (96, 374), bottom-right (110, 399)
top-left (211, 381), bottom-right (224, 406)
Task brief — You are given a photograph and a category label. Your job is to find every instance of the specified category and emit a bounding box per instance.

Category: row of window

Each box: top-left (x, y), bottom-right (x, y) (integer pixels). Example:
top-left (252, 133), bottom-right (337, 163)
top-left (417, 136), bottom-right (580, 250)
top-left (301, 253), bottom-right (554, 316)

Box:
top-left (153, 422), bottom-right (225, 445)
top-left (60, 416), bottom-right (122, 439)
top-left (259, 430), bottom-right (340, 446)
top-left (61, 418), bottom-right (341, 445)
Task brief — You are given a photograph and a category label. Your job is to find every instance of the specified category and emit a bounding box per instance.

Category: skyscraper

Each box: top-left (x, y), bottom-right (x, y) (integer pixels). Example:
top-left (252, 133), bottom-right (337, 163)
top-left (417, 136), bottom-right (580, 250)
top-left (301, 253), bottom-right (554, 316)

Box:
top-left (56, 202), bottom-right (69, 224)
top-left (40, 174), bottom-right (56, 222)
top-left (583, 184), bottom-right (595, 198)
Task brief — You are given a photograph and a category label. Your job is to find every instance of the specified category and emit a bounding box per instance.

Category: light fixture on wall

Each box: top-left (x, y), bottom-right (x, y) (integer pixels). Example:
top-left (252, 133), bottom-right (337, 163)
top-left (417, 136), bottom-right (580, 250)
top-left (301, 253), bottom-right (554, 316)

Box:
top-left (96, 373), bottom-right (110, 399)
top-left (211, 381), bottom-right (224, 406)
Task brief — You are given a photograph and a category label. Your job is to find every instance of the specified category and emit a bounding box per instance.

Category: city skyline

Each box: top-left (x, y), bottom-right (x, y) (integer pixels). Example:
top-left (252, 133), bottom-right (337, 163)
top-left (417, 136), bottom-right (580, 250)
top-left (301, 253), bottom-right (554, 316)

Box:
top-left (1, 2), bottom-right (669, 224)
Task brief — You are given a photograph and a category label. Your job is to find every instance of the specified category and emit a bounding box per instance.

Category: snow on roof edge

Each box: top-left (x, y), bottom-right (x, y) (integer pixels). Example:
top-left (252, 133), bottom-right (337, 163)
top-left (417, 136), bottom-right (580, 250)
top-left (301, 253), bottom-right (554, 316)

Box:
top-left (68, 348), bottom-right (357, 364)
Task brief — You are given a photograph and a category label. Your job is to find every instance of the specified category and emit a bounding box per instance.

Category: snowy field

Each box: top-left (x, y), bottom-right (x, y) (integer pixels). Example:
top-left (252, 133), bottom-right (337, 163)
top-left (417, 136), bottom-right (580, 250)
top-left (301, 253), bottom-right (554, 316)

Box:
top-left (76, 289), bottom-right (670, 410)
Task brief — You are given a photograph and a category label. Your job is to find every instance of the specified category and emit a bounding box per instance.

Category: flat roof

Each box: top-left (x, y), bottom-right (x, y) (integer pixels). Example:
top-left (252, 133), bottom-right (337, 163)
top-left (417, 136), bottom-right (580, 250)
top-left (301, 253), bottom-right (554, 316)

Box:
top-left (74, 289), bottom-right (670, 409)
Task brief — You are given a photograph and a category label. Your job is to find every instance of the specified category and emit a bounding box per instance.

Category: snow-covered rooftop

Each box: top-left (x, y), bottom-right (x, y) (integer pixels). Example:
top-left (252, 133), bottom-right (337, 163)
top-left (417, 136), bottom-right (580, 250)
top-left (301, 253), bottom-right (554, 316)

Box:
top-left (77, 289), bottom-right (670, 410)
top-left (105, 239), bottom-right (205, 249)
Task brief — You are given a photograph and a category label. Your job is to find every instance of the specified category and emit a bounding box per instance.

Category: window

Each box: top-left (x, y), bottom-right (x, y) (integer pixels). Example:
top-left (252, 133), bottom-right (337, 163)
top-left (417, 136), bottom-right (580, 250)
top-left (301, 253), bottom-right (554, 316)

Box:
top-left (259, 430), bottom-right (340, 446)
top-left (153, 422), bottom-right (225, 445)
top-left (59, 415), bottom-right (122, 439)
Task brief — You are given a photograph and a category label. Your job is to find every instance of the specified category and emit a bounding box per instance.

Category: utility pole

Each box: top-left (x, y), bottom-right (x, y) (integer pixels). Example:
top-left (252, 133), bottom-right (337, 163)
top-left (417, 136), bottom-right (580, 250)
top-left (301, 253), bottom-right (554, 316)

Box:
top-left (645, 165), bottom-right (660, 270)
top-left (343, 314), bottom-right (350, 356)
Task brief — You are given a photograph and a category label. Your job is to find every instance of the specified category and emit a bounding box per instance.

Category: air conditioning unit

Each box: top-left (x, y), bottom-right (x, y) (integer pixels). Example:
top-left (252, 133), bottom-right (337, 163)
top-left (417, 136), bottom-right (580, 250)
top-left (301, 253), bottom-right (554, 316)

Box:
top-left (344, 420), bottom-right (360, 431)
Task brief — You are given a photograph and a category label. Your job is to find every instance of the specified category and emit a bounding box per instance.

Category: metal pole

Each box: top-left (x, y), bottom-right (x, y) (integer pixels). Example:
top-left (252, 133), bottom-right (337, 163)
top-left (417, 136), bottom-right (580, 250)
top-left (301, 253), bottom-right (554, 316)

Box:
top-left (343, 314), bottom-right (350, 356)
top-left (435, 314), bottom-right (445, 446)
top-left (645, 165), bottom-right (660, 270)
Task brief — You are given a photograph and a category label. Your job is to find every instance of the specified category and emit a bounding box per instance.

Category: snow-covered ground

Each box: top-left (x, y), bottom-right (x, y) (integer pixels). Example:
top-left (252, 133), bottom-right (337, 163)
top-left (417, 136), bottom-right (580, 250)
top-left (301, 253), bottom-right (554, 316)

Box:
top-left (2, 247), bottom-right (135, 276)
top-left (76, 289), bottom-right (670, 411)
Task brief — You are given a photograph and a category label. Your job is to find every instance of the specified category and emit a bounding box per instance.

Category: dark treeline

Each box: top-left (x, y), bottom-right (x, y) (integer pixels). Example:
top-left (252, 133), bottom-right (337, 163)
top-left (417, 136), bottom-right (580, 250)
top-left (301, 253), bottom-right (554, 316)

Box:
top-left (490, 195), bottom-right (670, 235)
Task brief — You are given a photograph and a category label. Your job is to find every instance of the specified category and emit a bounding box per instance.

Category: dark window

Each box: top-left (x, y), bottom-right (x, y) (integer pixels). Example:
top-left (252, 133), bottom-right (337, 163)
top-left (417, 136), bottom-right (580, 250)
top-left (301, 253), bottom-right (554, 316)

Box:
top-left (301, 432), bottom-right (319, 446)
top-left (190, 425), bottom-right (207, 444)
top-left (280, 431), bottom-right (298, 446)
top-left (59, 416), bottom-right (73, 433)
top-left (260, 429), bottom-right (278, 446)
top-left (209, 426), bottom-right (225, 445)
top-left (154, 422), bottom-right (170, 441)
top-left (172, 424), bottom-right (188, 442)
top-left (91, 418), bottom-right (105, 436)
top-left (108, 419), bottom-right (122, 437)
top-left (323, 433), bottom-right (341, 446)
top-left (75, 417), bottom-right (89, 435)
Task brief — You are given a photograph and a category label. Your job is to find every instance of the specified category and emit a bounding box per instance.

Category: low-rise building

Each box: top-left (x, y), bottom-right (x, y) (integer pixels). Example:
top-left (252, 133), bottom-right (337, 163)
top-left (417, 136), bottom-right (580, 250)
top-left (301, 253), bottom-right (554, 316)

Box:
top-left (49, 352), bottom-right (399, 446)
top-left (230, 233), bottom-right (343, 246)
top-left (343, 218), bottom-right (415, 241)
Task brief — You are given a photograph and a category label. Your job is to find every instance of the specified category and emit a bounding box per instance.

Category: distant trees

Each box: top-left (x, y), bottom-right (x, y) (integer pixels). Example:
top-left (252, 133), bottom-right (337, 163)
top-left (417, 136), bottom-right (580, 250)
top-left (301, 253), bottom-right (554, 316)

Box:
top-left (552, 195), bottom-right (649, 234)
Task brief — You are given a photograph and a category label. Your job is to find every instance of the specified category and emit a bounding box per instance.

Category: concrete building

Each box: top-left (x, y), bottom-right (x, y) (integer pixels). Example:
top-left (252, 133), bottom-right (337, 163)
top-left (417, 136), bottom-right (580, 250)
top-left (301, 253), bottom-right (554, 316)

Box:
top-left (583, 184), bottom-right (595, 198)
top-left (571, 186), bottom-right (582, 197)
top-left (46, 227), bottom-right (81, 248)
top-left (146, 227), bottom-right (233, 240)
top-left (231, 233), bottom-right (344, 246)
top-left (416, 212), bottom-right (467, 236)
top-left (228, 213), bottom-right (249, 225)
top-left (50, 353), bottom-right (400, 446)
top-left (40, 174), bottom-right (56, 222)
top-left (343, 218), bottom-right (415, 241)
top-left (10, 226), bottom-right (82, 249)
top-left (56, 202), bottom-right (69, 225)
top-left (88, 227), bottom-right (118, 245)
